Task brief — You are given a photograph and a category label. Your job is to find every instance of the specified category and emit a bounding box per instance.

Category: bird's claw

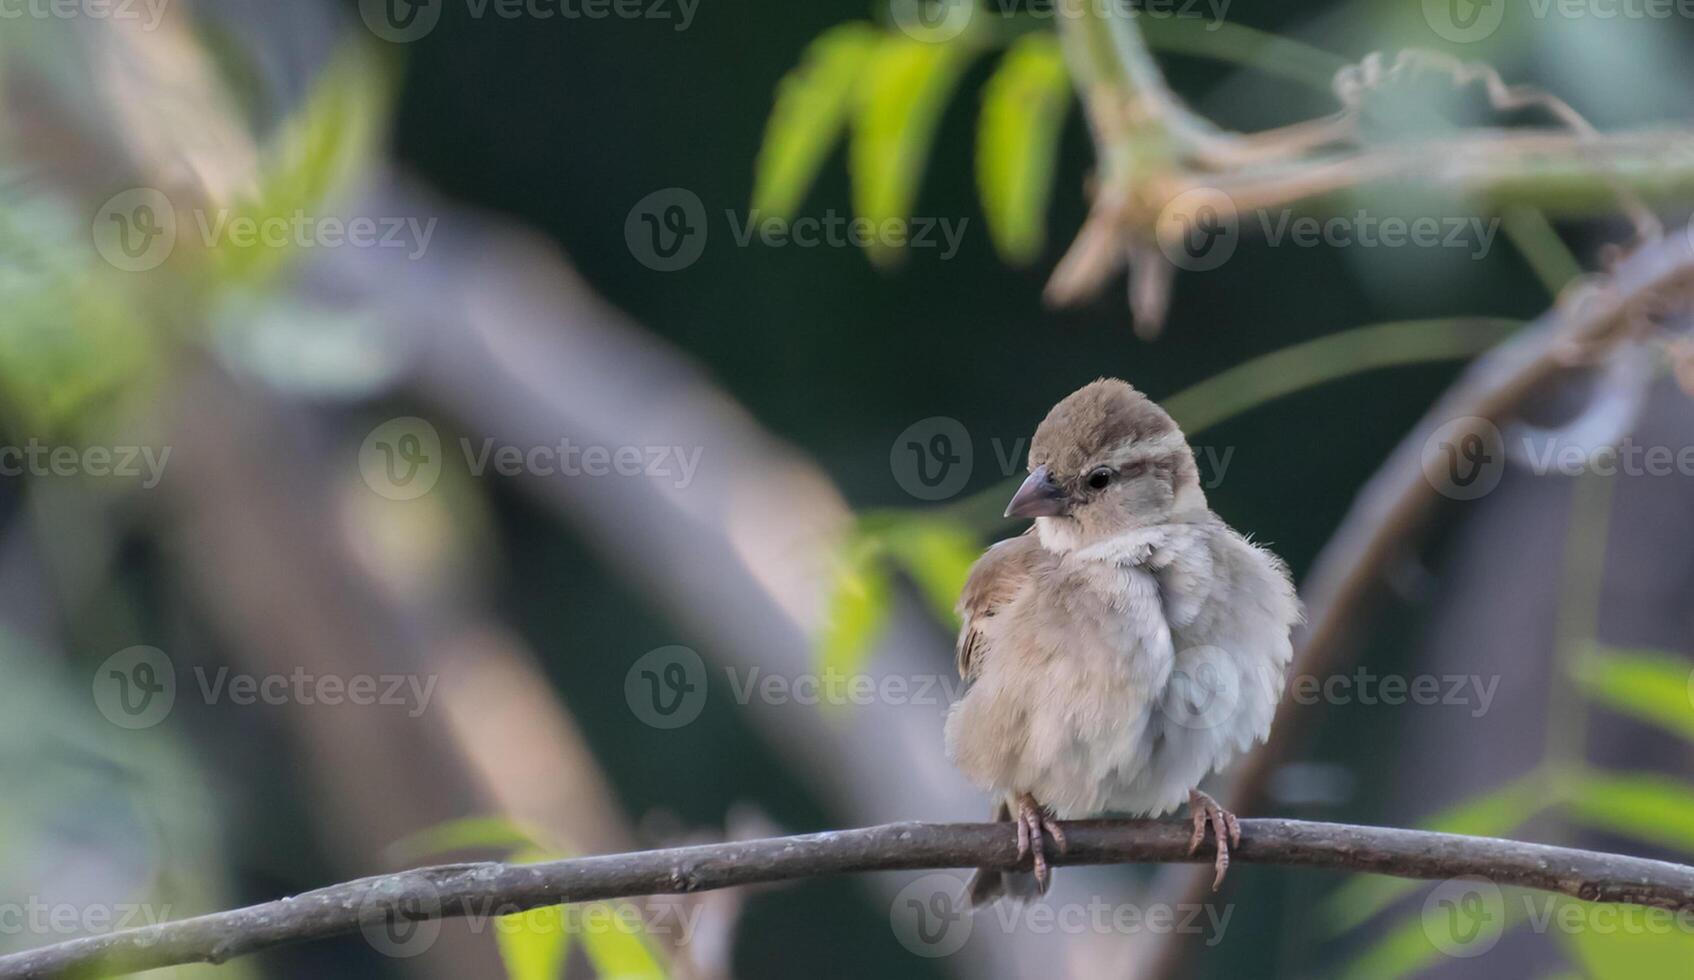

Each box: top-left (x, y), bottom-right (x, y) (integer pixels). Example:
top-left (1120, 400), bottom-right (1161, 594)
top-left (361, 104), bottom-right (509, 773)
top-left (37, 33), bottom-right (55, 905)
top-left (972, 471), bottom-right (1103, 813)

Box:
top-left (1014, 793), bottom-right (1066, 892)
top-left (1187, 789), bottom-right (1241, 892)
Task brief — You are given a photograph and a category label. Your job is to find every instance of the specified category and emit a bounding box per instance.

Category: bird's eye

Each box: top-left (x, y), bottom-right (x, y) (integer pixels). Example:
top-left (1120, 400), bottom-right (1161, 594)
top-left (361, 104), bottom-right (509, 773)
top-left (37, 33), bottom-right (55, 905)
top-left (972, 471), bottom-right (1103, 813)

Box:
top-left (1086, 467), bottom-right (1113, 490)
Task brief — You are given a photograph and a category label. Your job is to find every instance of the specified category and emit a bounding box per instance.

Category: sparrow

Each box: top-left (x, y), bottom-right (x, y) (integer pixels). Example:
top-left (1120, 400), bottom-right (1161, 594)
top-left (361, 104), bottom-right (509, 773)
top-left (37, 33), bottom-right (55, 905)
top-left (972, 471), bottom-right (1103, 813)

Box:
top-left (944, 378), bottom-right (1301, 905)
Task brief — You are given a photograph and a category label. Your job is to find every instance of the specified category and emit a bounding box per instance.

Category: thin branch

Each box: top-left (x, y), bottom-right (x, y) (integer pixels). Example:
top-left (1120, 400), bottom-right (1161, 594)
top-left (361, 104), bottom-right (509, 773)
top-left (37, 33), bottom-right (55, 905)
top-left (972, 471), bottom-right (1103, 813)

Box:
top-left (4, 819), bottom-right (1692, 979)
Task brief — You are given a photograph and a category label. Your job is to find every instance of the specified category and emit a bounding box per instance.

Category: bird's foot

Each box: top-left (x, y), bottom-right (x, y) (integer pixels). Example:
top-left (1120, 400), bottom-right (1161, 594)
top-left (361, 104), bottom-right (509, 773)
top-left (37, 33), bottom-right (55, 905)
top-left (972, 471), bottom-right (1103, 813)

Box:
top-left (1013, 792), bottom-right (1067, 892)
top-left (1187, 789), bottom-right (1241, 892)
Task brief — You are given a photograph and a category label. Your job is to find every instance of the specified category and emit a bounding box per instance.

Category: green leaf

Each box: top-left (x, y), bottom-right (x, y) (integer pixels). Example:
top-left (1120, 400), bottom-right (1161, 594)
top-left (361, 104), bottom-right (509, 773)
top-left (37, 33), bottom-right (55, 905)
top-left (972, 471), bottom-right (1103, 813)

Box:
top-left (1573, 647), bottom-right (1694, 743)
top-left (207, 41), bottom-right (392, 287)
top-left (1336, 896), bottom-right (1527, 980)
top-left (0, 194), bottom-right (158, 434)
top-left (1321, 769), bottom-right (1554, 936)
top-left (496, 906), bottom-right (572, 980)
top-left (850, 34), bottom-right (979, 266)
top-left (579, 904), bottom-right (669, 980)
top-left (881, 518), bottom-right (979, 626)
top-left (976, 32), bottom-right (1070, 264)
top-left (386, 815), bottom-right (541, 865)
top-left (816, 533), bottom-right (893, 679)
top-left (1564, 773), bottom-right (1694, 855)
top-left (751, 23), bottom-right (880, 219)
top-left (493, 847), bottom-right (572, 980)
top-left (1559, 910), bottom-right (1694, 980)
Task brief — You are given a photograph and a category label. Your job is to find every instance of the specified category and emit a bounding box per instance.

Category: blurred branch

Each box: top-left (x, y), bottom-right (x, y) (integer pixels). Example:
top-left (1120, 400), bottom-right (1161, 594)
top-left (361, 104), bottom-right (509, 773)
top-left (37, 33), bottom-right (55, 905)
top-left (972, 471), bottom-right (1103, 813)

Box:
top-left (1046, 0), bottom-right (1694, 328)
top-left (1134, 27), bottom-right (1587, 298)
top-left (1196, 129), bottom-right (1694, 216)
top-left (6, 818), bottom-right (1693, 979)
top-left (1235, 225), bottom-right (1694, 834)
top-left (1138, 226), bottom-right (1694, 980)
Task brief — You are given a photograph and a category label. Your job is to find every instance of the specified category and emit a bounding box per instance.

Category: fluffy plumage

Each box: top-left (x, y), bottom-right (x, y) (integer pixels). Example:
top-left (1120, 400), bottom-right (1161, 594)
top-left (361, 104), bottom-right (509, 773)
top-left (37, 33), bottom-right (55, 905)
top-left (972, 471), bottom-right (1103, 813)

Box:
top-left (945, 378), bottom-right (1301, 905)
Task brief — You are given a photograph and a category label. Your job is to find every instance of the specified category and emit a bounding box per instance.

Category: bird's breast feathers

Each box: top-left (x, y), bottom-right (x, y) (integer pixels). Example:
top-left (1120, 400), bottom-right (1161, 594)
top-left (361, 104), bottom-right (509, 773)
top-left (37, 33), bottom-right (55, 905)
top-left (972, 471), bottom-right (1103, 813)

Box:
top-left (945, 517), bottom-right (1300, 817)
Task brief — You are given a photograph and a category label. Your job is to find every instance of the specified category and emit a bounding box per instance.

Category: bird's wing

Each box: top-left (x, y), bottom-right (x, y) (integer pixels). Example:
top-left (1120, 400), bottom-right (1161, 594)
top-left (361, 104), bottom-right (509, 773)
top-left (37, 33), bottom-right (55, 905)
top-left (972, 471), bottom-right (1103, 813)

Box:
top-left (955, 531), bottom-right (1044, 682)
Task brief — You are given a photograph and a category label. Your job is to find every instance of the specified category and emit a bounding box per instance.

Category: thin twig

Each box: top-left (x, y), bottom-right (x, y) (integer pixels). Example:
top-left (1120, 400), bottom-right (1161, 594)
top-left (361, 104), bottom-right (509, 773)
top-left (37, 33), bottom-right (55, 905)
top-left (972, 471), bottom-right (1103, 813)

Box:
top-left (2, 819), bottom-right (1692, 979)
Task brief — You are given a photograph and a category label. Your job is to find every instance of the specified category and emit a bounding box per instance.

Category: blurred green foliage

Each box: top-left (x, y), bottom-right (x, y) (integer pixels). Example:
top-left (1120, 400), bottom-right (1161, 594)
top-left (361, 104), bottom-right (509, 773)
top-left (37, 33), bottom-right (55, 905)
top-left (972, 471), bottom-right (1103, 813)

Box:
top-left (401, 817), bottom-right (671, 980)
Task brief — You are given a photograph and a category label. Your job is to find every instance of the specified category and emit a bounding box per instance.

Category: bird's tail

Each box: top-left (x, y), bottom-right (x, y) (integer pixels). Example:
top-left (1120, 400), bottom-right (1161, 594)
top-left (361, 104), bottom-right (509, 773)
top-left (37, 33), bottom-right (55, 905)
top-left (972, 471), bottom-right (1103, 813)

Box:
top-left (965, 801), bottom-right (1048, 908)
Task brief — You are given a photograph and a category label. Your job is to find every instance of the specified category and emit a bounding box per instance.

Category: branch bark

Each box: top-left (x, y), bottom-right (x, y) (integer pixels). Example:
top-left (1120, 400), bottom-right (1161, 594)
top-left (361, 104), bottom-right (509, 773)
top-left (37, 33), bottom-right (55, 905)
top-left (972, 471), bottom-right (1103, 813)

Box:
top-left (4, 819), bottom-right (1692, 979)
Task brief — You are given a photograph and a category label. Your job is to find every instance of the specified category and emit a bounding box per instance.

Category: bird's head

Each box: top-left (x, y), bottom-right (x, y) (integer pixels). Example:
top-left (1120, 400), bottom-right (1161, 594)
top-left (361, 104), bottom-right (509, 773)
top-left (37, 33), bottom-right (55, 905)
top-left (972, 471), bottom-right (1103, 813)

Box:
top-left (1005, 378), bottom-right (1204, 551)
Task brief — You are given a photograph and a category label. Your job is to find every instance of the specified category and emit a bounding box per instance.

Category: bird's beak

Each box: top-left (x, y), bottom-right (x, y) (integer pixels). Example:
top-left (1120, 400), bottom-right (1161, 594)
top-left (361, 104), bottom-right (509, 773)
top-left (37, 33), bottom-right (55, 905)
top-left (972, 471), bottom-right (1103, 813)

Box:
top-left (1005, 465), bottom-right (1071, 519)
